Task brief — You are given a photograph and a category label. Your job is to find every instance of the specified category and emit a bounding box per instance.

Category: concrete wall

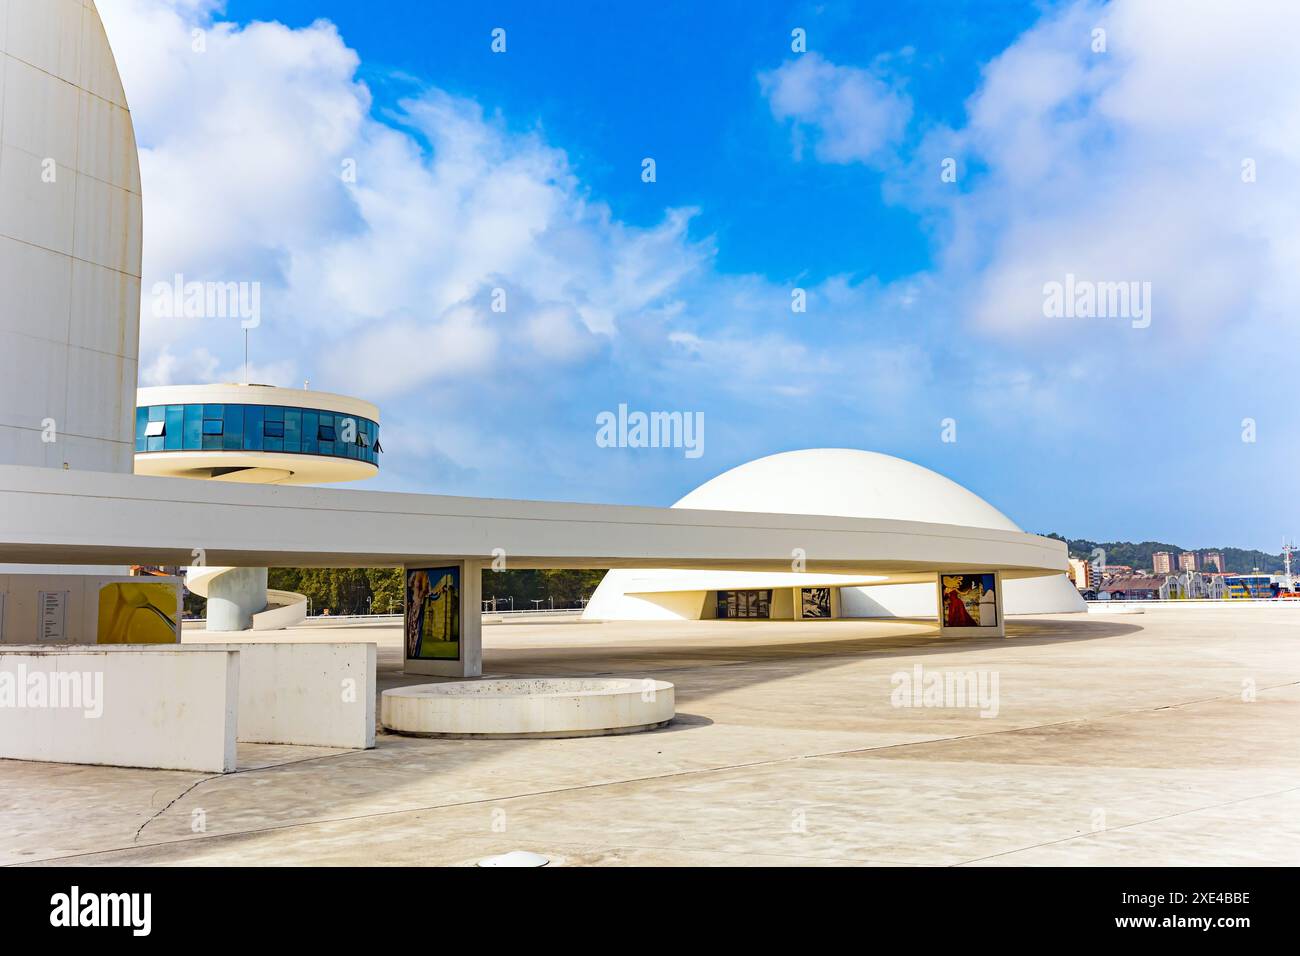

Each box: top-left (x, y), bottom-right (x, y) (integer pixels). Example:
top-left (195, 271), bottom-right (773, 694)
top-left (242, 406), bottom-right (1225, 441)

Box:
top-left (770, 587), bottom-right (793, 619)
top-left (0, 646), bottom-right (238, 772)
top-left (202, 641), bottom-right (375, 749)
top-left (0, 0), bottom-right (142, 473)
top-left (0, 640), bottom-right (376, 771)
top-left (603, 588), bottom-right (710, 621)
top-left (0, 573), bottom-right (181, 644)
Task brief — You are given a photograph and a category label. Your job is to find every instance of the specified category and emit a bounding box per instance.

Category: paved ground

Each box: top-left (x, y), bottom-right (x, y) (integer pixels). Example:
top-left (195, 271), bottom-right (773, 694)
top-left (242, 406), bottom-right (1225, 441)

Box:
top-left (3, 608), bottom-right (1299, 866)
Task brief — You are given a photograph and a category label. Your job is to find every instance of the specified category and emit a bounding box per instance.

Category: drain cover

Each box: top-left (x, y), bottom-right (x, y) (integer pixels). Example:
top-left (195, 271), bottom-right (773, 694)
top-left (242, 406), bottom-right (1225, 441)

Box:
top-left (477, 850), bottom-right (550, 867)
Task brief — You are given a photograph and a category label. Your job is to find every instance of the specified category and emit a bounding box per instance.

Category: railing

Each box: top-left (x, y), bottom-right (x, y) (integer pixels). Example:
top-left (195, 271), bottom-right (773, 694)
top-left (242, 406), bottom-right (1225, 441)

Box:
top-left (1088, 597), bottom-right (1300, 609)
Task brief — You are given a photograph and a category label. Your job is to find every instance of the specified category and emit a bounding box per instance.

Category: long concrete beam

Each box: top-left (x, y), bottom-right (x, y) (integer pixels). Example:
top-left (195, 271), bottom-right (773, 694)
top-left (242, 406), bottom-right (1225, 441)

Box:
top-left (0, 466), bottom-right (1066, 581)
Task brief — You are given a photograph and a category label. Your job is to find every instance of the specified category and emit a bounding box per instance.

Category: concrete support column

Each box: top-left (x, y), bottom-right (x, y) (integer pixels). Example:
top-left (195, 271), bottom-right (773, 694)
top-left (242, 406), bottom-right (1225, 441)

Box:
top-left (404, 560), bottom-right (484, 678)
top-left (206, 566), bottom-right (269, 632)
top-left (936, 570), bottom-right (1005, 638)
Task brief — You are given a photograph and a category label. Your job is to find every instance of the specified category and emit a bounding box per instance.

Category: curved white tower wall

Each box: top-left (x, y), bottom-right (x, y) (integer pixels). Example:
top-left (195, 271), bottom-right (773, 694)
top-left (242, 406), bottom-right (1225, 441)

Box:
top-left (0, 0), bottom-right (142, 473)
top-left (191, 566), bottom-right (268, 632)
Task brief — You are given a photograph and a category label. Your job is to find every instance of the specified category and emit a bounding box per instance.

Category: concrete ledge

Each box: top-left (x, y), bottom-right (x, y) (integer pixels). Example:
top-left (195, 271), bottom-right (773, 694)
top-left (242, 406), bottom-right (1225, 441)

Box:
top-left (0, 646), bottom-right (238, 772)
top-left (382, 677), bottom-right (675, 738)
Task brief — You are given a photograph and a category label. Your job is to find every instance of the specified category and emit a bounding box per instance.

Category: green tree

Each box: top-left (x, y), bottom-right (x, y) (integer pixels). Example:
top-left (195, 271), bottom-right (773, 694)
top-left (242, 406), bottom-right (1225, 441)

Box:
top-left (366, 568), bottom-right (403, 614)
top-left (263, 565), bottom-right (610, 617)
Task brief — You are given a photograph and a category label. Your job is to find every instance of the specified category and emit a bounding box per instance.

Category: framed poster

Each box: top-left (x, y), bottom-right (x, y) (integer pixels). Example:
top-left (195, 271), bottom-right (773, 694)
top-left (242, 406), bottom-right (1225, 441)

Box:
top-left (801, 587), bottom-right (832, 619)
top-left (406, 567), bottom-right (461, 660)
top-left (715, 589), bottom-right (772, 619)
top-left (938, 573), bottom-right (1000, 632)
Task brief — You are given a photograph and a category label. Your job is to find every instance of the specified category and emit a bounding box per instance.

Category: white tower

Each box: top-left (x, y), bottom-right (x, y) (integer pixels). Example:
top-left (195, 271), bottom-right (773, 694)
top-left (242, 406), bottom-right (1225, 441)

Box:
top-left (0, 0), bottom-right (142, 473)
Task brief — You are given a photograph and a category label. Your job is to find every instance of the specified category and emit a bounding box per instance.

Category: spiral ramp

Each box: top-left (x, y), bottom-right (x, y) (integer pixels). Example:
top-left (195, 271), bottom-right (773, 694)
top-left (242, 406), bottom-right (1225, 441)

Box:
top-left (187, 566), bottom-right (308, 631)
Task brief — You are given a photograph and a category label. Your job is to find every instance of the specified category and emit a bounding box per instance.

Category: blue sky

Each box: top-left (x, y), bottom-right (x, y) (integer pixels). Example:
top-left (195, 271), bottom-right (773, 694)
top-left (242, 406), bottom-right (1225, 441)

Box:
top-left (99, 1), bottom-right (1300, 551)
top-left (218, 0), bottom-right (1033, 280)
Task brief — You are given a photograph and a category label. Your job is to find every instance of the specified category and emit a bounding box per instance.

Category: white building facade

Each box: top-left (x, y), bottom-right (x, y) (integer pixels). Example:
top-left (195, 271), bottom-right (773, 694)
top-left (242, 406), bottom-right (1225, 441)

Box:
top-left (0, 0), bottom-right (142, 474)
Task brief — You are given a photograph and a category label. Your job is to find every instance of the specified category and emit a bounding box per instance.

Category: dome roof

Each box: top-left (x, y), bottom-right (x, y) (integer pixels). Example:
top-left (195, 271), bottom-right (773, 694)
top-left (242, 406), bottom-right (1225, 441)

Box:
top-left (672, 449), bottom-right (1020, 532)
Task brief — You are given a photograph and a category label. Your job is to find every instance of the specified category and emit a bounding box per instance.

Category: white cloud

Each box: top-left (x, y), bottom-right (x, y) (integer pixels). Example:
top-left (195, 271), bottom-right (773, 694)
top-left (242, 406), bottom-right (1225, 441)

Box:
top-left (325, 306), bottom-right (498, 399)
top-left (914, 0), bottom-right (1300, 350)
top-left (93, 2), bottom-right (731, 480)
top-left (96, 0), bottom-right (930, 496)
top-left (760, 52), bottom-right (912, 165)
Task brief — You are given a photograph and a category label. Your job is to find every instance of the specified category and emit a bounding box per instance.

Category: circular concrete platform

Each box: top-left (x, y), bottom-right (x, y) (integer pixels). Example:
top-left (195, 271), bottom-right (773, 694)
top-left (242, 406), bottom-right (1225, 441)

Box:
top-left (381, 677), bottom-right (675, 738)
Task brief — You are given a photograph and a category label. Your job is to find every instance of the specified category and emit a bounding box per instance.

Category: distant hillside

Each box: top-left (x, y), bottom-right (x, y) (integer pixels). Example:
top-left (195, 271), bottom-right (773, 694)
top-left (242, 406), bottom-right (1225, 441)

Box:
top-left (1041, 534), bottom-right (1285, 575)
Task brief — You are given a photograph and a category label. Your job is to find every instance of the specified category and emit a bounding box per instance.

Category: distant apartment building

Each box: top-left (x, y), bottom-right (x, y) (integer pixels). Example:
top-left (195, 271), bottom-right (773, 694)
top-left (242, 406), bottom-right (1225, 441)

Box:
top-left (1202, 550), bottom-right (1226, 573)
top-left (1179, 551), bottom-right (1199, 572)
top-left (1068, 558), bottom-right (1093, 590)
top-left (1153, 551), bottom-right (1175, 575)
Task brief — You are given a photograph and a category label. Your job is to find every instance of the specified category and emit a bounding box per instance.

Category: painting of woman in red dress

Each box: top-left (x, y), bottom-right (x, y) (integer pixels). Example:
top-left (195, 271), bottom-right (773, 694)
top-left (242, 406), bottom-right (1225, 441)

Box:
top-left (942, 574), bottom-right (995, 627)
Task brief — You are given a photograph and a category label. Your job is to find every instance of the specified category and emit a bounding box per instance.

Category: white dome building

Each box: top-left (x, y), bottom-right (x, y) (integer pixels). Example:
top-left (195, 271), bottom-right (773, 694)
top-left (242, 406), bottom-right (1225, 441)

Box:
top-left (583, 449), bottom-right (1086, 622)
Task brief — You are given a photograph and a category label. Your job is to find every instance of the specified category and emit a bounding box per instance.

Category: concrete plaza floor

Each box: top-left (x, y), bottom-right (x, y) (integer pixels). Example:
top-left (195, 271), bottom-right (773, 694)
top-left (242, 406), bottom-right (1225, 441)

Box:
top-left (3, 607), bottom-right (1299, 866)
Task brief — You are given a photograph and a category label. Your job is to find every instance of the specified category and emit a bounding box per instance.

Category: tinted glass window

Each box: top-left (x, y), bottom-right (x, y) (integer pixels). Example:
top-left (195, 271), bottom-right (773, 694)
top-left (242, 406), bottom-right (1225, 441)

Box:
top-left (136, 403), bottom-right (380, 465)
top-left (243, 405), bottom-right (264, 451)
top-left (223, 405), bottom-right (244, 450)
top-left (135, 407), bottom-right (149, 450)
top-left (283, 409), bottom-right (301, 452)
top-left (183, 405), bottom-right (203, 448)
top-left (165, 406), bottom-right (184, 450)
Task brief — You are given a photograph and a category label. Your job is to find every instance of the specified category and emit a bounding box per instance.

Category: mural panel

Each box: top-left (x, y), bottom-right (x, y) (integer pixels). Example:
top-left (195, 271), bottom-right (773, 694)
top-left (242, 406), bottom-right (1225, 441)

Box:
top-left (406, 567), bottom-right (461, 660)
top-left (97, 582), bottom-right (178, 644)
top-left (801, 587), bottom-right (832, 619)
top-left (940, 573), bottom-right (998, 628)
